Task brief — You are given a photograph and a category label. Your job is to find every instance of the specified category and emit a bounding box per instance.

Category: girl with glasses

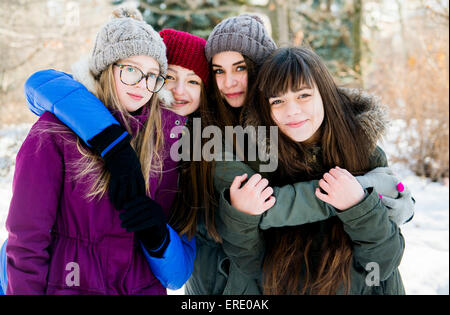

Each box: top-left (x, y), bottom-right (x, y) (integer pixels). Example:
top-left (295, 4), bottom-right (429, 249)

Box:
top-left (2, 8), bottom-right (199, 295)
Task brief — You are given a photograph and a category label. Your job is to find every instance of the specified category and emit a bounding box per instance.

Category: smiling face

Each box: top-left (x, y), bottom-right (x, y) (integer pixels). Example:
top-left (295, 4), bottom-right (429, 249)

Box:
top-left (112, 55), bottom-right (160, 113)
top-left (269, 84), bottom-right (325, 143)
top-left (211, 51), bottom-right (248, 108)
top-left (164, 64), bottom-right (202, 116)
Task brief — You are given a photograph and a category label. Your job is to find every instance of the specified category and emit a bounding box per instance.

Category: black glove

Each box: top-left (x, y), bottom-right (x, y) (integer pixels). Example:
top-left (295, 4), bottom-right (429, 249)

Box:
top-left (88, 124), bottom-right (146, 210)
top-left (119, 196), bottom-right (169, 258)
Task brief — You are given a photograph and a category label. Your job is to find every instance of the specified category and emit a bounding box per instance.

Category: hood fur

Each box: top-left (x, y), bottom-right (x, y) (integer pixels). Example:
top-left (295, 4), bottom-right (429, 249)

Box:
top-left (71, 56), bottom-right (175, 105)
top-left (72, 55), bottom-right (97, 94)
top-left (340, 87), bottom-right (390, 149)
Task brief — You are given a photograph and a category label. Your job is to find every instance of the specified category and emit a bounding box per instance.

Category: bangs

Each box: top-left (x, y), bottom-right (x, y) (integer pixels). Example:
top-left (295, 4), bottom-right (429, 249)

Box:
top-left (258, 48), bottom-right (316, 99)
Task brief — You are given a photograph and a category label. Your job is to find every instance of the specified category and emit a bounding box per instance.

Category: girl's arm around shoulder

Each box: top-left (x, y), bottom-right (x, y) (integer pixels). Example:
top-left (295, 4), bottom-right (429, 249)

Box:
top-left (25, 69), bottom-right (121, 154)
top-left (214, 159), bottom-right (337, 232)
top-left (213, 159), bottom-right (334, 277)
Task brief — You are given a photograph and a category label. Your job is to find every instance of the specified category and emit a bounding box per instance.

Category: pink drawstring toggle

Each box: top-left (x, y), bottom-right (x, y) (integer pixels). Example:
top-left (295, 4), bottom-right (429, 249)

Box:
top-left (397, 182), bottom-right (405, 193)
top-left (378, 194), bottom-right (383, 199)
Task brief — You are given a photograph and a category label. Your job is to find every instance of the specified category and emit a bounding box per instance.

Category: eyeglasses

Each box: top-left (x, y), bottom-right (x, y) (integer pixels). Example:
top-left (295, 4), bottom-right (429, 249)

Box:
top-left (114, 64), bottom-right (166, 93)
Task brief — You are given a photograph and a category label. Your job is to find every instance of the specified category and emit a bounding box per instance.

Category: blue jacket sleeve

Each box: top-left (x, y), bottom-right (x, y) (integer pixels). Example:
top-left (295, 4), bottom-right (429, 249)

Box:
top-left (0, 239), bottom-right (7, 295)
top-left (141, 225), bottom-right (196, 290)
top-left (25, 69), bottom-right (121, 149)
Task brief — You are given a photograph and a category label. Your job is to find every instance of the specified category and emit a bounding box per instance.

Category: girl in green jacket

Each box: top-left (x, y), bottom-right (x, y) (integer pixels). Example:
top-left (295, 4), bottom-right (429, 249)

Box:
top-left (224, 46), bottom-right (407, 294)
top-left (178, 14), bottom-right (413, 295)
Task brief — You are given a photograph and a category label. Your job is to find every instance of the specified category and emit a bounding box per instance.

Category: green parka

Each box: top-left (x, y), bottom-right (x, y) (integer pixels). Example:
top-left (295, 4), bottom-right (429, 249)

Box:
top-left (185, 89), bottom-right (408, 295)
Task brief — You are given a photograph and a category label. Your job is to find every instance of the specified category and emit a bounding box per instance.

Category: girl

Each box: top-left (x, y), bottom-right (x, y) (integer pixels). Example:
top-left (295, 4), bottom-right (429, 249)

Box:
top-left (184, 14), bottom-right (413, 295)
top-left (220, 46), bottom-right (406, 294)
top-left (18, 14), bottom-right (413, 295)
top-left (3, 8), bottom-right (198, 294)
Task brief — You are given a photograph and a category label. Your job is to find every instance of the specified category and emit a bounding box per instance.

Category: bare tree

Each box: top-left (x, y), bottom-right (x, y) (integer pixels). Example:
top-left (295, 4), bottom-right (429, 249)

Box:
top-left (0, 0), bottom-right (115, 125)
top-left (366, 0), bottom-right (449, 181)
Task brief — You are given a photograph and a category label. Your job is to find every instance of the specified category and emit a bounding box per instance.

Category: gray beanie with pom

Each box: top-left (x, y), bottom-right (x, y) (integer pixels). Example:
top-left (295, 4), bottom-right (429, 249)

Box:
top-left (89, 7), bottom-right (167, 76)
top-left (205, 14), bottom-right (277, 65)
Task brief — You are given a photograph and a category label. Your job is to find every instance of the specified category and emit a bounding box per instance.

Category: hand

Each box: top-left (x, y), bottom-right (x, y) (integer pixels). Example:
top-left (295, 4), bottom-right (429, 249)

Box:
top-left (356, 167), bottom-right (399, 199)
top-left (315, 167), bottom-right (365, 211)
top-left (104, 142), bottom-right (146, 210)
top-left (381, 184), bottom-right (415, 225)
top-left (229, 173), bottom-right (276, 215)
top-left (119, 196), bottom-right (169, 257)
top-left (88, 124), bottom-right (146, 210)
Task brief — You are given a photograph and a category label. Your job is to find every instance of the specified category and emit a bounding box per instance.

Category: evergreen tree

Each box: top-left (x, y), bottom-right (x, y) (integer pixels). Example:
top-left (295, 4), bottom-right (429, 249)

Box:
top-left (120, 0), bottom-right (366, 84)
top-left (138, 0), bottom-right (248, 39)
top-left (289, 0), bottom-right (366, 85)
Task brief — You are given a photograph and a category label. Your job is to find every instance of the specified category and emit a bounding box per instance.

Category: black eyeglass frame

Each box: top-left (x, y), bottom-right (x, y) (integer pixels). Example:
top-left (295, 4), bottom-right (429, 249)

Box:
top-left (114, 64), bottom-right (166, 93)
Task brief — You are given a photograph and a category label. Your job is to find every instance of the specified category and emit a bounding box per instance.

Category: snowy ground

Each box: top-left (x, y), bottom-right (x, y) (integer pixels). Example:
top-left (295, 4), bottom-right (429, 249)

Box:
top-left (0, 123), bottom-right (448, 295)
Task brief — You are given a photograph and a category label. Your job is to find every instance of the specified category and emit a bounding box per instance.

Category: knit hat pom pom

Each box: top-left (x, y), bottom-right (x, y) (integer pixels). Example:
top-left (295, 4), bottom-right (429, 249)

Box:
top-left (112, 6), bottom-right (143, 21)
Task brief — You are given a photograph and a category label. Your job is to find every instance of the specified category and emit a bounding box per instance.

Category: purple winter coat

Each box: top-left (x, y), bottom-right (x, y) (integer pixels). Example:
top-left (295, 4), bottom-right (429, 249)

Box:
top-left (5, 107), bottom-right (187, 295)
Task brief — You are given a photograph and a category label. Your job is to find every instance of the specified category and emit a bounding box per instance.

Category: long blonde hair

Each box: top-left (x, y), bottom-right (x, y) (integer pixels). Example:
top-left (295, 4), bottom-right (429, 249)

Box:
top-left (40, 64), bottom-right (164, 200)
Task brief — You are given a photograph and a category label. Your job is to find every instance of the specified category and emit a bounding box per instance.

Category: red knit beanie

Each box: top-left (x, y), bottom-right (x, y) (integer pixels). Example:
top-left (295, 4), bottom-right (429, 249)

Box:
top-left (159, 29), bottom-right (209, 88)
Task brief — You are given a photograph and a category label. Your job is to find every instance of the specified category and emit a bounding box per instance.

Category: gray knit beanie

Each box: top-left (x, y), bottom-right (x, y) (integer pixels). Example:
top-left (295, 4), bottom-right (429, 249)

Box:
top-left (89, 7), bottom-right (167, 77)
top-left (205, 14), bottom-right (277, 65)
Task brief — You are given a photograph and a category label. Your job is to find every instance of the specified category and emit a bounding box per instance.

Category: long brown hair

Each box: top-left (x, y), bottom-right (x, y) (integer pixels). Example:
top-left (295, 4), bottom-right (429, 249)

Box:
top-left (168, 84), bottom-right (221, 241)
top-left (169, 56), bottom-right (259, 242)
top-left (246, 47), bottom-right (375, 294)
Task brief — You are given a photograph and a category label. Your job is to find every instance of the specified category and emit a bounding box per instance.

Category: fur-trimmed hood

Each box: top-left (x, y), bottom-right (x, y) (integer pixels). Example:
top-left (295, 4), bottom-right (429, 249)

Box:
top-left (244, 87), bottom-right (390, 150)
top-left (340, 87), bottom-right (390, 149)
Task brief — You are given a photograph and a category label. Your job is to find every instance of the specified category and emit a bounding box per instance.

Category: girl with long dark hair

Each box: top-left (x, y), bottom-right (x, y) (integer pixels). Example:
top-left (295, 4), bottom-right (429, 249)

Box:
top-left (221, 46), bottom-right (406, 294)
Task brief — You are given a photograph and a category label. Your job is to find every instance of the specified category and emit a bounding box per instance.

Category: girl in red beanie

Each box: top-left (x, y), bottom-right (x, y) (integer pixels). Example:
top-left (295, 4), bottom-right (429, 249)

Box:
top-left (159, 29), bottom-right (210, 117)
top-left (5, 22), bottom-right (211, 293)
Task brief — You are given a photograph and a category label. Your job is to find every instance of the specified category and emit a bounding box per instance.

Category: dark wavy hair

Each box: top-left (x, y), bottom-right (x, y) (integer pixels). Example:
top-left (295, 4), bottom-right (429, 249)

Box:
top-left (245, 47), bottom-right (375, 294)
top-left (169, 55), bottom-right (258, 242)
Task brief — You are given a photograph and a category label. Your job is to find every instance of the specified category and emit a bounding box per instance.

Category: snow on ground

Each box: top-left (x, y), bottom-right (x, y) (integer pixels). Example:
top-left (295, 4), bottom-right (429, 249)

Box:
top-left (0, 124), bottom-right (30, 245)
top-left (394, 173), bottom-right (449, 294)
top-left (0, 123), bottom-right (448, 295)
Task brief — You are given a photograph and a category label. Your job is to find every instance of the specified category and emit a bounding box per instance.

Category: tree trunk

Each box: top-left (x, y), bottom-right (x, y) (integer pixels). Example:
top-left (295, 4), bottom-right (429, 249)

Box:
top-left (267, 0), bottom-right (289, 45)
top-left (352, 0), bottom-right (363, 83)
top-left (276, 0), bottom-right (289, 45)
